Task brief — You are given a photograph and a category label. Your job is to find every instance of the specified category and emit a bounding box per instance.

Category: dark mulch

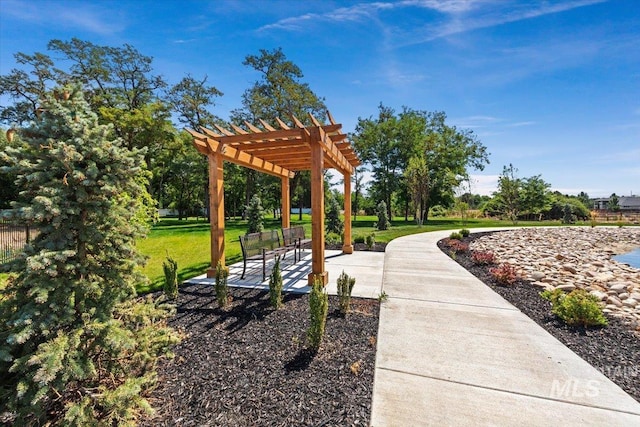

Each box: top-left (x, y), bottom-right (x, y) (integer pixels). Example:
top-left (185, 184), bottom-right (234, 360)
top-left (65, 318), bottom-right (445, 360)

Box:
top-left (141, 284), bottom-right (379, 426)
top-left (438, 232), bottom-right (640, 403)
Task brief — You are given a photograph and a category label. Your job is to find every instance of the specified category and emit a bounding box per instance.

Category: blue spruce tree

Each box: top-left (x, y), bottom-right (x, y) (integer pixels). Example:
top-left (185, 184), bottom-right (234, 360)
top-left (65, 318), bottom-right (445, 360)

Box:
top-left (0, 85), bottom-right (179, 425)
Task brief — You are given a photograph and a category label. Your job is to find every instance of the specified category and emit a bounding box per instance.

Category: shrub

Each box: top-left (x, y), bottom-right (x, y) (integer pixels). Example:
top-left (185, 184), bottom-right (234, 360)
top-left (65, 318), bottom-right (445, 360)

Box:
top-left (562, 204), bottom-right (576, 224)
top-left (541, 289), bottom-right (608, 327)
top-left (449, 231), bottom-right (463, 240)
top-left (325, 232), bottom-right (342, 245)
top-left (447, 240), bottom-right (469, 253)
top-left (163, 255), bottom-right (179, 299)
top-left (354, 235), bottom-right (365, 244)
top-left (325, 194), bottom-right (344, 235)
top-left (269, 256), bottom-right (283, 309)
top-left (375, 200), bottom-right (390, 230)
top-left (489, 263), bottom-right (519, 286)
top-left (471, 250), bottom-right (496, 265)
top-left (337, 270), bottom-right (356, 315)
top-left (215, 260), bottom-right (229, 308)
top-left (365, 233), bottom-right (376, 250)
top-left (307, 277), bottom-right (328, 350)
top-left (460, 228), bottom-right (471, 238)
top-left (430, 205), bottom-right (447, 217)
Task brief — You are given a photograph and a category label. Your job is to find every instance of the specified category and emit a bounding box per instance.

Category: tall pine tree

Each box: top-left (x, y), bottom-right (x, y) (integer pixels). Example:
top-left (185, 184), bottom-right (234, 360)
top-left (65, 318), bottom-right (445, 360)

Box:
top-left (0, 84), bottom-right (179, 425)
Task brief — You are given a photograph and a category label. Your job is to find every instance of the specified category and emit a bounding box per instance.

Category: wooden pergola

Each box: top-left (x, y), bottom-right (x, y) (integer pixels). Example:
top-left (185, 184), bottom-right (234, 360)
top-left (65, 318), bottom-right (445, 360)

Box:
top-left (187, 111), bottom-right (360, 285)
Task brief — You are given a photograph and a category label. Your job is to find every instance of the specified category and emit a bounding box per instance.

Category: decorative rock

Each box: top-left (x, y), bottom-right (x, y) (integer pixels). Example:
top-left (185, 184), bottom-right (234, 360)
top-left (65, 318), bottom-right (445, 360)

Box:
top-left (531, 272), bottom-right (545, 281)
top-left (606, 296), bottom-right (623, 307)
top-left (610, 283), bottom-right (628, 293)
top-left (469, 227), bottom-right (640, 325)
top-left (590, 291), bottom-right (608, 301)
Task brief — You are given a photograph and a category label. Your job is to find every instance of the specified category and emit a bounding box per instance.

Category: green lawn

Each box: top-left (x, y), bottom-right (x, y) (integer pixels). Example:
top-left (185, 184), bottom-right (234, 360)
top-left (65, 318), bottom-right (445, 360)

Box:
top-left (136, 214), bottom-right (573, 293)
top-left (0, 215), bottom-right (615, 295)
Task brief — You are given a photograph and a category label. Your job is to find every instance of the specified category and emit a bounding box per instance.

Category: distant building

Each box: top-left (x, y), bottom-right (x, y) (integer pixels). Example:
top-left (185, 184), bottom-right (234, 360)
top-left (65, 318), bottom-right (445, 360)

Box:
top-left (593, 196), bottom-right (640, 211)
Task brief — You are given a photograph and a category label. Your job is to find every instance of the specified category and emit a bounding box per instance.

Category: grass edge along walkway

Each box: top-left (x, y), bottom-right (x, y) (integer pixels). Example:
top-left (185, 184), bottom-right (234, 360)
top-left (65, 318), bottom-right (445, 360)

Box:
top-left (135, 215), bottom-right (583, 294)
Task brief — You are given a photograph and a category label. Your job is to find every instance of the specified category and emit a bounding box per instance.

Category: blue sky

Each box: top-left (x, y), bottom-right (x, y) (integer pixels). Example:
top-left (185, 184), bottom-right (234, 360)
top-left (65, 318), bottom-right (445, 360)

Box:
top-left (1, 0), bottom-right (638, 197)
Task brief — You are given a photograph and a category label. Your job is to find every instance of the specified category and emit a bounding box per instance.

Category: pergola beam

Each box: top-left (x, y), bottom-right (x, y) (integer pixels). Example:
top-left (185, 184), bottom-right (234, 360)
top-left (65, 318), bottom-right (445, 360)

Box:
top-left (189, 129), bottom-right (294, 178)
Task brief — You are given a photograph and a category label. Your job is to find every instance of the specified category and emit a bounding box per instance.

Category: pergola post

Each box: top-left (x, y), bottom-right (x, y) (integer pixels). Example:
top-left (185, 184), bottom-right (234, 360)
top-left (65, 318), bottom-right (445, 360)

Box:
top-left (342, 172), bottom-right (353, 254)
top-left (281, 176), bottom-right (290, 228)
top-left (308, 135), bottom-right (327, 285)
top-left (207, 151), bottom-right (225, 278)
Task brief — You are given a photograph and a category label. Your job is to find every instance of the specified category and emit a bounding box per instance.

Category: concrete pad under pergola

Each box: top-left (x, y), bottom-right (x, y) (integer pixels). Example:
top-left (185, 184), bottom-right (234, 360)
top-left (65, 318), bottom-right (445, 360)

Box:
top-left (188, 111), bottom-right (361, 285)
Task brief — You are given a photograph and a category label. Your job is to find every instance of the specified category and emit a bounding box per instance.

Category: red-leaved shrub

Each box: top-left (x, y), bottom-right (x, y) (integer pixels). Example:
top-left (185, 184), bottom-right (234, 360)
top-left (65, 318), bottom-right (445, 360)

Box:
top-left (489, 263), bottom-right (519, 286)
top-left (447, 239), bottom-right (469, 253)
top-left (471, 250), bottom-right (496, 265)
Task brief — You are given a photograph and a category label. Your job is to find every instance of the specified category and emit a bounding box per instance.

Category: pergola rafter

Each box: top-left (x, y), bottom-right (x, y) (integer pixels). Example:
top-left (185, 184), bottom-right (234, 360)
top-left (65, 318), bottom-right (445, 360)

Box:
top-left (189, 111), bottom-right (360, 285)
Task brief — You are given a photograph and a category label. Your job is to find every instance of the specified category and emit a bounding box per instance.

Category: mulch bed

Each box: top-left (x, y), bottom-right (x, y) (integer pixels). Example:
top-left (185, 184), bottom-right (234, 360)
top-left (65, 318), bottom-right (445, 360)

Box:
top-left (141, 283), bottom-right (380, 426)
top-left (437, 231), bottom-right (640, 403)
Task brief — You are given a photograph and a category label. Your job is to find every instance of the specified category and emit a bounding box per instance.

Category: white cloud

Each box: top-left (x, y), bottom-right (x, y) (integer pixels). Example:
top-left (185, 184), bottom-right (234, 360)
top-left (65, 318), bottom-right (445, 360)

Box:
top-left (401, 0), bottom-right (606, 45)
top-left (450, 116), bottom-right (535, 130)
top-left (258, 2), bottom-right (392, 32)
top-left (404, 0), bottom-right (490, 14)
top-left (2, 0), bottom-right (125, 35)
top-left (450, 115), bottom-right (501, 128)
top-left (506, 121), bottom-right (536, 127)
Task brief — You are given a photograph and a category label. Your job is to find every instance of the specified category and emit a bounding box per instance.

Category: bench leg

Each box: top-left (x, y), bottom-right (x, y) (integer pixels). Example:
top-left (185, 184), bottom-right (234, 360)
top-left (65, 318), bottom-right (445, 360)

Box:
top-left (262, 249), bottom-right (266, 282)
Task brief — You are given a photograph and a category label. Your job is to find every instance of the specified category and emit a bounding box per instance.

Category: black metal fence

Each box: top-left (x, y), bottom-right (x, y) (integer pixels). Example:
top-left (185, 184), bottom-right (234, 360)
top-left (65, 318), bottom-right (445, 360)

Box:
top-left (0, 219), bottom-right (32, 265)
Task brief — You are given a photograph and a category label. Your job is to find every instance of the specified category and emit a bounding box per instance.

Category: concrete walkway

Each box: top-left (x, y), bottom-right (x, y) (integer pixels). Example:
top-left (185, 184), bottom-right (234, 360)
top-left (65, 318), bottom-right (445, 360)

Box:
top-left (370, 229), bottom-right (640, 426)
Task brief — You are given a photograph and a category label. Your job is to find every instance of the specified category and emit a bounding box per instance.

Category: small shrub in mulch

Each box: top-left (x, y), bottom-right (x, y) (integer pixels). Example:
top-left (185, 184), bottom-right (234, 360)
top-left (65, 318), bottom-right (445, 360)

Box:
top-left (438, 232), bottom-right (640, 403)
top-left (471, 250), bottom-right (496, 265)
top-left (140, 285), bottom-right (380, 426)
top-left (489, 262), bottom-right (519, 286)
top-left (541, 288), bottom-right (608, 328)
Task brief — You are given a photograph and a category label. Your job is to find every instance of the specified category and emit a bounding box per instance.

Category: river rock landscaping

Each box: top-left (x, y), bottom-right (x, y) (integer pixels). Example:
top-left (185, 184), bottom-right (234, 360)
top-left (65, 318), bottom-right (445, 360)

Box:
top-left (471, 227), bottom-right (640, 325)
top-left (141, 285), bottom-right (379, 426)
top-left (439, 227), bottom-right (640, 403)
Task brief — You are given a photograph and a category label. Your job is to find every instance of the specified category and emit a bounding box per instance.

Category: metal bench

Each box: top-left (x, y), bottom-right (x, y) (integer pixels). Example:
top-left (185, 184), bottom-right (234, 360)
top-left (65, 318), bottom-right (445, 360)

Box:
top-left (281, 225), bottom-right (312, 262)
top-left (239, 230), bottom-right (292, 281)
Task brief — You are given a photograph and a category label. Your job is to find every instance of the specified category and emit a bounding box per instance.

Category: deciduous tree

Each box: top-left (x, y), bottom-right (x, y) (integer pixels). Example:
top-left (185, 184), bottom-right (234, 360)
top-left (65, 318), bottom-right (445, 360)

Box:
top-left (232, 48), bottom-right (327, 213)
top-left (494, 164), bottom-right (522, 223)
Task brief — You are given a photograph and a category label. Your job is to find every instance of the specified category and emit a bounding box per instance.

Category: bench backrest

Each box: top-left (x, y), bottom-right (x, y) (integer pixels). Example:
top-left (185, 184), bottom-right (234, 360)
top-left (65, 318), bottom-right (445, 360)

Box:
top-left (282, 225), bottom-right (306, 246)
top-left (240, 230), bottom-right (282, 258)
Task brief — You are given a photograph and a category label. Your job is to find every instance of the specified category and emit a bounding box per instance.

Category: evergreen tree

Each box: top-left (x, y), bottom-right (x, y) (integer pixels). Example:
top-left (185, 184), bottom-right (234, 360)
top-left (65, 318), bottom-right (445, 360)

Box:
top-left (375, 200), bottom-right (390, 231)
top-left (246, 194), bottom-right (264, 234)
top-left (0, 85), bottom-right (179, 425)
top-left (609, 193), bottom-right (620, 212)
top-left (325, 194), bottom-right (344, 235)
